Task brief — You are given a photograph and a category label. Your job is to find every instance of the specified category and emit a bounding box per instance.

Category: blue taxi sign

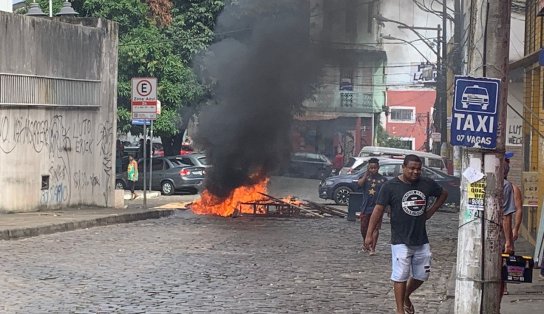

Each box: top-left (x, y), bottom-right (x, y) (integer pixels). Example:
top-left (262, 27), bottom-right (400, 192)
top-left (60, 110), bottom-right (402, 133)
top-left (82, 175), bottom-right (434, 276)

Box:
top-left (451, 76), bottom-right (500, 149)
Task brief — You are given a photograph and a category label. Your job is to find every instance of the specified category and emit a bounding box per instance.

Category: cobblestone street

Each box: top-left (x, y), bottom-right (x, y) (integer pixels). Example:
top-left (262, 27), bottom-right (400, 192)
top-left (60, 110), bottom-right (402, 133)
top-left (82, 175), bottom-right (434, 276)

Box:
top-left (0, 177), bottom-right (459, 313)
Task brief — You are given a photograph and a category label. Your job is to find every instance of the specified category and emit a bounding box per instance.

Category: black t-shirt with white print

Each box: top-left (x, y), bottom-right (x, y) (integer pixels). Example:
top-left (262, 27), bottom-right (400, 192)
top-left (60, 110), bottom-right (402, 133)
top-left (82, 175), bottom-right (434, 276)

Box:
top-left (376, 176), bottom-right (443, 246)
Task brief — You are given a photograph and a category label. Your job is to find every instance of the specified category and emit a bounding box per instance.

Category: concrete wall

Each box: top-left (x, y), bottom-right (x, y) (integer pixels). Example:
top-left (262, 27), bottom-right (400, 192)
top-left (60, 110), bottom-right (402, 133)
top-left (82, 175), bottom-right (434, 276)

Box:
top-left (0, 12), bottom-right (118, 212)
top-left (310, 0), bottom-right (379, 45)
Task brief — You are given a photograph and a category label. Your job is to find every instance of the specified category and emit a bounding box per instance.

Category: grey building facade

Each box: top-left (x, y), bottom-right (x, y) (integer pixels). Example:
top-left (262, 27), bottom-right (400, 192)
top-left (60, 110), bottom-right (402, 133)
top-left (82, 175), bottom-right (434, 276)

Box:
top-left (0, 12), bottom-right (118, 212)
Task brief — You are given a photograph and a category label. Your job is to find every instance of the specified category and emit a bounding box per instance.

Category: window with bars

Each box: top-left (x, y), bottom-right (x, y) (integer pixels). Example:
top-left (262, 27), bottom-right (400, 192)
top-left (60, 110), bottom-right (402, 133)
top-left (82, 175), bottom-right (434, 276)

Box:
top-left (390, 108), bottom-right (415, 122)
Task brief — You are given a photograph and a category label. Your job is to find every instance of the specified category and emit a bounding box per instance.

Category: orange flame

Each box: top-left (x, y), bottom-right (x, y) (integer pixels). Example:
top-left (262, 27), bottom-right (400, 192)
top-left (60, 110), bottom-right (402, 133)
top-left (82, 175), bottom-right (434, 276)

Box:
top-left (281, 195), bottom-right (304, 206)
top-left (191, 179), bottom-right (269, 217)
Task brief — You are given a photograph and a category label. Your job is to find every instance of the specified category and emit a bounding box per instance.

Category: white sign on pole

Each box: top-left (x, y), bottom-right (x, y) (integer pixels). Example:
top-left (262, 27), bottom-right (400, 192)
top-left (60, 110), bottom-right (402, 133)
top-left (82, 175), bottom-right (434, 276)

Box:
top-left (132, 77), bottom-right (157, 104)
top-left (132, 113), bottom-right (158, 119)
top-left (131, 77), bottom-right (158, 120)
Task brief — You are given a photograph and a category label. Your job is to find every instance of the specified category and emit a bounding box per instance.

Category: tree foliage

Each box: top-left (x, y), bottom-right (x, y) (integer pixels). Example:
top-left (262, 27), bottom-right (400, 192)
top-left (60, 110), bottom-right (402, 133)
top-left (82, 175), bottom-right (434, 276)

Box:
top-left (20, 0), bottom-right (225, 156)
top-left (19, 1), bottom-right (312, 156)
top-left (18, 0), bottom-right (225, 154)
top-left (375, 122), bottom-right (411, 149)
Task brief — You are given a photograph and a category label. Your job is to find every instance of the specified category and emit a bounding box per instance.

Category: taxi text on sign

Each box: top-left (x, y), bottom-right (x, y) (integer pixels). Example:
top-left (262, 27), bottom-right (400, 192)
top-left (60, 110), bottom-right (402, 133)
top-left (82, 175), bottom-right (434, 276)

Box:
top-left (450, 76), bottom-right (500, 149)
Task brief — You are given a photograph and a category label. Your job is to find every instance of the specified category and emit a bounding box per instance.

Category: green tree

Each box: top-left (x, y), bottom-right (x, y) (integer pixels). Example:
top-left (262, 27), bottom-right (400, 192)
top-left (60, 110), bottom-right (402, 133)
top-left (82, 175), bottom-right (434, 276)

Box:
top-left (375, 123), bottom-right (411, 149)
top-left (20, 0), bottom-right (224, 156)
top-left (81, 0), bottom-right (224, 155)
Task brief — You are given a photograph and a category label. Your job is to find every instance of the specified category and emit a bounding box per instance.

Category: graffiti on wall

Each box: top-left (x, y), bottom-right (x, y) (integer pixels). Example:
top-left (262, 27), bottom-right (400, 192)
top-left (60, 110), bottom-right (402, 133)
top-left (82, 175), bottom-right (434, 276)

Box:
top-left (98, 121), bottom-right (113, 205)
top-left (0, 113), bottom-right (112, 208)
top-left (506, 106), bottom-right (523, 146)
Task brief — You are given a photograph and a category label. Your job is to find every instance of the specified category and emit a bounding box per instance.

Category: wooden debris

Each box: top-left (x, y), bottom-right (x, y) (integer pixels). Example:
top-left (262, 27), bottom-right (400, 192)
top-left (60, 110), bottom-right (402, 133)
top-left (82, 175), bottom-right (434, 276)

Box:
top-left (303, 200), bottom-right (346, 218)
top-left (258, 193), bottom-right (323, 218)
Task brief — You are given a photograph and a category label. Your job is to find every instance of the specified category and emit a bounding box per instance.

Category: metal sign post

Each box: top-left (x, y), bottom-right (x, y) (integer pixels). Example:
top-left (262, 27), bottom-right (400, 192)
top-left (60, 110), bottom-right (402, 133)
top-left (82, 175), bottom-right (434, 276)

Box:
top-left (143, 123), bottom-right (147, 207)
top-left (131, 77), bottom-right (158, 209)
top-left (149, 120), bottom-right (154, 192)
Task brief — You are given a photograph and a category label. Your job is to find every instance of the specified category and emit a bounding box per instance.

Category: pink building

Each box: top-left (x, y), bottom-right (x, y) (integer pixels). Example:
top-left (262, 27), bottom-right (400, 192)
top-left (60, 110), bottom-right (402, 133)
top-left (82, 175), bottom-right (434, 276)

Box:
top-left (386, 89), bottom-right (436, 151)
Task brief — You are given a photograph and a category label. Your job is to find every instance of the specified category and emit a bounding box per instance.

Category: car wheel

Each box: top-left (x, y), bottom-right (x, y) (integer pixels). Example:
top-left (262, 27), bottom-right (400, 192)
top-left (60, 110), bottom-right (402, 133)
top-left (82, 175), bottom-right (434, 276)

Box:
top-left (115, 180), bottom-right (126, 190)
top-left (161, 181), bottom-right (174, 195)
top-left (333, 186), bottom-right (353, 205)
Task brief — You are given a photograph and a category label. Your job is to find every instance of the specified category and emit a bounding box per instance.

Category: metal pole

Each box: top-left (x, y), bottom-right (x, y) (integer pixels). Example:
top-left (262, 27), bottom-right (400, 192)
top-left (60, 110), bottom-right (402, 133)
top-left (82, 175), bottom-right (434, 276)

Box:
top-left (149, 120), bottom-right (153, 192)
top-left (426, 111), bottom-right (431, 151)
top-left (453, 0), bottom-right (464, 177)
top-left (454, 1), bottom-right (511, 313)
top-left (440, 0), bottom-right (448, 153)
top-left (433, 25), bottom-right (442, 155)
top-left (143, 122), bottom-right (147, 207)
top-left (49, 0), bottom-right (52, 17)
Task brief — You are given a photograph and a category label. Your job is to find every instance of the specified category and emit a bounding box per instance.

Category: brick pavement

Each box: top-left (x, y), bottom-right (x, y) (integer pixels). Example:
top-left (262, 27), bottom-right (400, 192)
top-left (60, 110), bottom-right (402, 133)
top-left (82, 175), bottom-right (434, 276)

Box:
top-left (0, 209), bottom-right (458, 313)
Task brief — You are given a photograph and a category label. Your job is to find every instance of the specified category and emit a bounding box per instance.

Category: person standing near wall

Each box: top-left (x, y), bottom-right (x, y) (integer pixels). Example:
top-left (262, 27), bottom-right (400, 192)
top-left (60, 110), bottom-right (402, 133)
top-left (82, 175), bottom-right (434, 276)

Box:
top-left (502, 152), bottom-right (521, 296)
top-left (504, 152), bottom-right (523, 242)
top-left (333, 148), bottom-right (344, 175)
top-left (127, 155), bottom-right (138, 200)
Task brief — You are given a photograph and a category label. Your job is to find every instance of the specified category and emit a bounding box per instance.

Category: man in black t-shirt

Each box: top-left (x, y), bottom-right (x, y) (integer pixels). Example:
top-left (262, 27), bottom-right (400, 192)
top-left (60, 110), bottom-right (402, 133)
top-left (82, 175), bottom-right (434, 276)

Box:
top-left (364, 154), bottom-right (448, 314)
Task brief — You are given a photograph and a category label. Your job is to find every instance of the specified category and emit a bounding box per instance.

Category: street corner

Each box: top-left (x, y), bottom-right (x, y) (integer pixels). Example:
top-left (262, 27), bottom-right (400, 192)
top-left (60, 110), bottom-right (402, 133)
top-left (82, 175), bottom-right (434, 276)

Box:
top-left (123, 190), bottom-right (161, 200)
top-left (153, 201), bottom-right (194, 210)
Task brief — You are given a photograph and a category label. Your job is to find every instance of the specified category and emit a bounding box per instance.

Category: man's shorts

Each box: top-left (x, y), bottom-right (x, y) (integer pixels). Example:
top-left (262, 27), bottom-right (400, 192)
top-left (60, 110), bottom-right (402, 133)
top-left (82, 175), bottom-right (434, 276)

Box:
top-left (390, 243), bottom-right (432, 282)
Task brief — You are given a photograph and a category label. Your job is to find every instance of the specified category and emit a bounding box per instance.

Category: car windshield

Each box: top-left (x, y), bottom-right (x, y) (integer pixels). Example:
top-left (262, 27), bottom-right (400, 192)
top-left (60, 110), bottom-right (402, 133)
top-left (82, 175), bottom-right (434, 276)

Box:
top-left (197, 157), bottom-right (208, 165)
top-left (466, 88), bottom-right (486, 95)
top-left (168, 158), bottom-right (186, 167)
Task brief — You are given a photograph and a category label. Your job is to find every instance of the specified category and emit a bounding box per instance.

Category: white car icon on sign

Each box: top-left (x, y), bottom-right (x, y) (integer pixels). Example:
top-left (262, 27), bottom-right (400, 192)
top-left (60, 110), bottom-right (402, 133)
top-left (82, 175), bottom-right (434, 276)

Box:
top-left (461, 85), bottom-right (490, 110)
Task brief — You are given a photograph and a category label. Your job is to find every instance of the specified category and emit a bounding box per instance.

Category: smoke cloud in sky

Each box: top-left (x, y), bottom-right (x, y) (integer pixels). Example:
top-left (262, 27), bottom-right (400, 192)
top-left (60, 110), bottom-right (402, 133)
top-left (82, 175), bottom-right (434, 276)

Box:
top-left (194, 0), bottom-right (325, 198)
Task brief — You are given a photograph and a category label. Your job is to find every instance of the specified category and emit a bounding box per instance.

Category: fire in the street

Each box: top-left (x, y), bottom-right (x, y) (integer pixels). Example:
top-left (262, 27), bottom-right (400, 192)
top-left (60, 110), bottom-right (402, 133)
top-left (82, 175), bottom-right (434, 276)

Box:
top-left (191, 179), bottom-right (269, 217)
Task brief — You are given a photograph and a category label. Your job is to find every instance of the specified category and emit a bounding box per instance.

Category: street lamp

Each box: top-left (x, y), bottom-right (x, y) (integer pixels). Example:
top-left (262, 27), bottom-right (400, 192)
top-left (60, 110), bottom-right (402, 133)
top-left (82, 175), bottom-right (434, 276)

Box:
top-left (376, 14), bottom-right (447, 154)
top-left (375, 14), bottom-right (440, 55)
top-left (57, 1), bottom-right (78, 17)
top-left (25, 1), bottom-right (78, 18)
top-left (26, 1), bottom-right (46, 16)
top-left (380, 34), bottom-right (435, 65)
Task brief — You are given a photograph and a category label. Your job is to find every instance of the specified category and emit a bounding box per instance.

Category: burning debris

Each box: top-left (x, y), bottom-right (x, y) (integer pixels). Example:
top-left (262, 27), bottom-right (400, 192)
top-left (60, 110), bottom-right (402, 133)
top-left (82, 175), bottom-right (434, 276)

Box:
top-left (190, 180), bottom-right (346, 218)
top-left (192, 0), bottom-right (327, 210)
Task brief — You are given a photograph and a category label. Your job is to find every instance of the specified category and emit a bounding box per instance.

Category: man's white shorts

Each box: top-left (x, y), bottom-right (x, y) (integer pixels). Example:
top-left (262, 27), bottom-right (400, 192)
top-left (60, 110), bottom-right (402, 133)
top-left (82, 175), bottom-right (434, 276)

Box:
top-left (390, 243), bottom-right (432, 282)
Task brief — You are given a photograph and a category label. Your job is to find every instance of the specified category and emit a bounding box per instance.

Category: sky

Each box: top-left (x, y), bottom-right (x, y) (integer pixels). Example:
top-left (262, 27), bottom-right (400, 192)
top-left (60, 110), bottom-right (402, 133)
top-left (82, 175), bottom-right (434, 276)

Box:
top-left (381, 0), bottom-right (525, 85)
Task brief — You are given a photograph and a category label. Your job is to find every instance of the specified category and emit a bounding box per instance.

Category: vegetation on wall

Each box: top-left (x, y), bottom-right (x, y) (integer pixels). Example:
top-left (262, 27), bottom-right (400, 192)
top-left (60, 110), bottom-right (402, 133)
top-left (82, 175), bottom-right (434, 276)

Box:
top-left (375, 122), bottom-right (411, 149)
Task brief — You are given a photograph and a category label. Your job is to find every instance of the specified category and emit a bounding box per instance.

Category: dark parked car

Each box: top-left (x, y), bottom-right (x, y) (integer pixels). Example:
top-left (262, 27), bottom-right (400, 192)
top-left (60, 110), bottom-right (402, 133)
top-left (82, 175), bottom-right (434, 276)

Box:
top-left (319, 159), bottom-right (460, 205)
top-left (115, 157), bottom-right (206, 195)
top-left (286, 152), bottom-right (333, 180)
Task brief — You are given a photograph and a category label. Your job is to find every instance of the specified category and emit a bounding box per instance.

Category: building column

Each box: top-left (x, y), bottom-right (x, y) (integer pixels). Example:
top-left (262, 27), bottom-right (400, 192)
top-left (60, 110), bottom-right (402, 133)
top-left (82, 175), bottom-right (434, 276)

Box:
top-left (354, 117), bottom-right (362, 156)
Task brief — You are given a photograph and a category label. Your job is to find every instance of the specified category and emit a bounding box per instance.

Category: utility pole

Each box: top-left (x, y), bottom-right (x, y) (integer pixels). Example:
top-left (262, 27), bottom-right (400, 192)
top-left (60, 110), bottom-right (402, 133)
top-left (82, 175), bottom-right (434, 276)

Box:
top-left (454, 1), bottom-right (511, 313)
top-left (439, 0), bottom-right (448, 155)
top-left (452, 0), bottom-right (464, 177)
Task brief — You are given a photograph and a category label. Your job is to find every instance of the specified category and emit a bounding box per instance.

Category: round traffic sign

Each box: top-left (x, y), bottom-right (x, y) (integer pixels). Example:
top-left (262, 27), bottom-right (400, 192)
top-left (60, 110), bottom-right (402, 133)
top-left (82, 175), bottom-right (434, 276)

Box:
top-left (136, 79), bottom-right (153, 97)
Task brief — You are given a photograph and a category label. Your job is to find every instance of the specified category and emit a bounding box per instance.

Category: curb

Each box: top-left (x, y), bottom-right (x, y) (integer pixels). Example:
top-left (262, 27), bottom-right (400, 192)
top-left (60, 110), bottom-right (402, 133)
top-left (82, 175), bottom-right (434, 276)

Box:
top-left (0, 209), bottom-right (177, 241)
top-left (437, 260), bottom-right (457, 314)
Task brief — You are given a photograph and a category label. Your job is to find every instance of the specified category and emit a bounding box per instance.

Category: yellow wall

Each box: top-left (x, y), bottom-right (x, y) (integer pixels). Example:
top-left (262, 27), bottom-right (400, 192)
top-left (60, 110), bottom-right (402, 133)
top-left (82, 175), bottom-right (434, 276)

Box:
top-left (522, 1), bottom-right (544, 245)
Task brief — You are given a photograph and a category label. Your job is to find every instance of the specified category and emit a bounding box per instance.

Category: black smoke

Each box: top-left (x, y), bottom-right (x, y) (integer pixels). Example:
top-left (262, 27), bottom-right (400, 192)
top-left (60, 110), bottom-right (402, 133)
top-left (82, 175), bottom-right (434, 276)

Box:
top-left (195, 0), bottom-right (326, 198)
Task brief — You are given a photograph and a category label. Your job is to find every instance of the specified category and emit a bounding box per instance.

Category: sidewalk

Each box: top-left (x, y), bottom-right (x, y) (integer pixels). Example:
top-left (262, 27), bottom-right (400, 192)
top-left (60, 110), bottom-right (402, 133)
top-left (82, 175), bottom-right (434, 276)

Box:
top-left (0, 190), bottom-right (189, 240)
top-left (501, 237), bottom-right (544, 313)
top-left (440, 236), bottom-right (544, 313)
